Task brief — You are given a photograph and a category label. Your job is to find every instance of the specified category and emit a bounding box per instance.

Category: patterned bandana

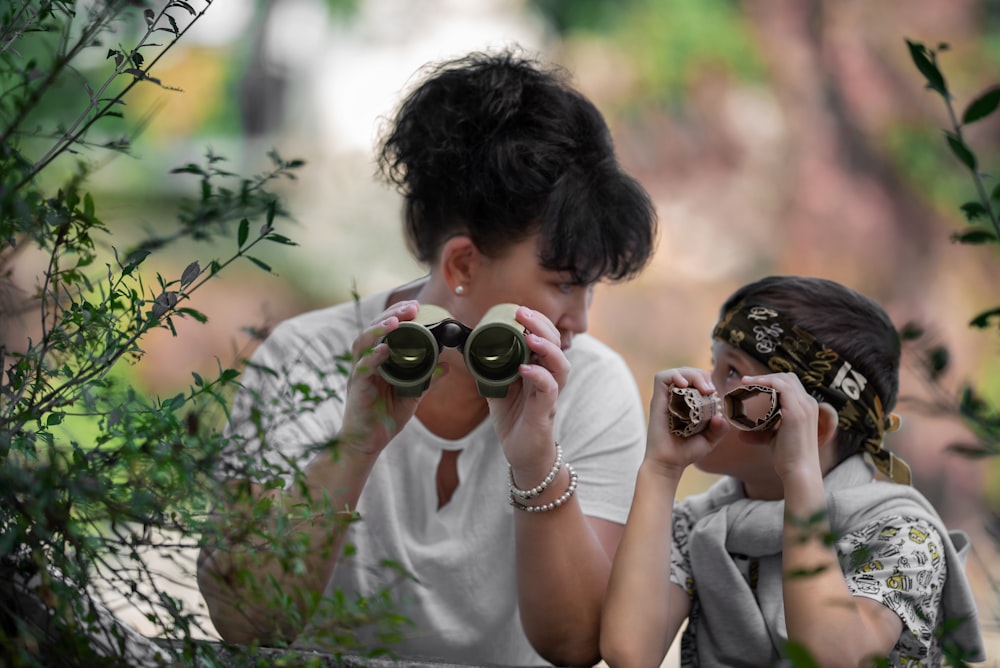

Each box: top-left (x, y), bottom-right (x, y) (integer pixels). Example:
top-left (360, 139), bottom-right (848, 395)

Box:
top-left (712, 302), bottom-right (911, 485)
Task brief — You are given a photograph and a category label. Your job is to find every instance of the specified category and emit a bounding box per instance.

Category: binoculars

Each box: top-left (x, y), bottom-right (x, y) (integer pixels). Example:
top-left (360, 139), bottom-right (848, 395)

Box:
top-left (668, 384), bottom-right (782, 437)
top-left (377, 303), bottom-right (529, 398)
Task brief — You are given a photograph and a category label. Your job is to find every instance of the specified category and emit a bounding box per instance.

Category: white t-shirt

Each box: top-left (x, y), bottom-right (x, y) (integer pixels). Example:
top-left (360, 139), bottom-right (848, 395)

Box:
top-left (222, 289), bottom-right (646, 665)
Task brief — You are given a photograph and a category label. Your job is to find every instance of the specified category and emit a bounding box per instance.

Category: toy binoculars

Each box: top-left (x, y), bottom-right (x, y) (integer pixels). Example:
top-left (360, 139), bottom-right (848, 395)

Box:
top-left (377, 303), bottom-right (529, 398)
top-left (668, 384), bottom-right (782, 437)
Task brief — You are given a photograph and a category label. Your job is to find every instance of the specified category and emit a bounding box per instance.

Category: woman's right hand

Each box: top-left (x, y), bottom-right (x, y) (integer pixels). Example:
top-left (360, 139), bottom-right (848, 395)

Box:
top-left (646, 367), bottom-right (725, 477)
top-left (338, 300), bottom-right (424, 455)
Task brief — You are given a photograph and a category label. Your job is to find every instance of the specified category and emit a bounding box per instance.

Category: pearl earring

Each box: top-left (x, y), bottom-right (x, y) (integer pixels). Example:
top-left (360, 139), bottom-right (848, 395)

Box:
top-left (454, 285), bottom-right (465, 295)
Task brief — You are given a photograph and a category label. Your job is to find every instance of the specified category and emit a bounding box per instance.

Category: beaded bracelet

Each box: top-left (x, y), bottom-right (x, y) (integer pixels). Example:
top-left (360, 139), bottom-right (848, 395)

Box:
top-left (509, 463), bottom-right (578, 513)
top-left (508, 443), bottom-right (564, 500)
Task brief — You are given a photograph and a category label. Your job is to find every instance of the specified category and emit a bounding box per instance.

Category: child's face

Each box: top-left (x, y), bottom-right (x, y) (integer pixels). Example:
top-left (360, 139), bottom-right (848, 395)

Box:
top-left (695, 343), bottom-right (786, 495)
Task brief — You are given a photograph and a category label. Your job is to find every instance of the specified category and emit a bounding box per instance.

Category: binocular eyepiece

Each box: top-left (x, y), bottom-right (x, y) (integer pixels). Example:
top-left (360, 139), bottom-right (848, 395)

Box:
top-left (377, 303), bottom-right (529, 398)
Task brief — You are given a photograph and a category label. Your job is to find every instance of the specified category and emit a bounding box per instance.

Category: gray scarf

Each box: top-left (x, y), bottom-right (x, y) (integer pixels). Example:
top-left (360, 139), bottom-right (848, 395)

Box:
top-left (682, 455), bottom-right (984, 666)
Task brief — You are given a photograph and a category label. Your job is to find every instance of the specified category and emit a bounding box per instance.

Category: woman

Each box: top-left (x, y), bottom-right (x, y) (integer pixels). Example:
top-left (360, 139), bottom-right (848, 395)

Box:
top-left (198, 48), bottom-right (657, 666)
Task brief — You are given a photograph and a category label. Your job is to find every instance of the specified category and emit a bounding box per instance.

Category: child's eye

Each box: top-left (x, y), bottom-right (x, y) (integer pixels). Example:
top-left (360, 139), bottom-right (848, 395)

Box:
top-left (556, 282), bottom-right (573, 295)
top-left (726, 366), bottom-right (740, 379)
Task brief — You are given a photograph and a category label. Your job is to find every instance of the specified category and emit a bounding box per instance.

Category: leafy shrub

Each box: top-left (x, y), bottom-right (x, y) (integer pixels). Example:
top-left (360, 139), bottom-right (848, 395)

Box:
top-left (0, 2), bottom-right (406, 666)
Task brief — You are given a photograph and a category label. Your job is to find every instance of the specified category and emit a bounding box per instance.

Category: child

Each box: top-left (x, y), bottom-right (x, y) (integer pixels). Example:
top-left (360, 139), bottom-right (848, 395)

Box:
top-left (601, 275), bottom-right (985, 667)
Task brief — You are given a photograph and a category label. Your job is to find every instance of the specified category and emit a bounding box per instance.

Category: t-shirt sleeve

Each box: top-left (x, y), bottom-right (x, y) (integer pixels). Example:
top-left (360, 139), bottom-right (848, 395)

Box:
top-left (837, 515), bottom-right (947, 658)
top-left (218, 317), bottom-right (352, 484)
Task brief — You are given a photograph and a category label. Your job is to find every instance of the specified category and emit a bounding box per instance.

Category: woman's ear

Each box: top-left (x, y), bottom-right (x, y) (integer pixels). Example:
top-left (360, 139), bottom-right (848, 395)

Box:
top-left (439, 235), bottom-right (480, 294)
top-left (816, 402), bottom-right (840, 450)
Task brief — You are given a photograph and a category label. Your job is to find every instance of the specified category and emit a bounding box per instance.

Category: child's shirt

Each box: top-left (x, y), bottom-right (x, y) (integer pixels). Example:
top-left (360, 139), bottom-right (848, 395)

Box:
top-left (668, 456), bottom-right (984, 667)
top-left (673, 509), bottom-right (946, 665)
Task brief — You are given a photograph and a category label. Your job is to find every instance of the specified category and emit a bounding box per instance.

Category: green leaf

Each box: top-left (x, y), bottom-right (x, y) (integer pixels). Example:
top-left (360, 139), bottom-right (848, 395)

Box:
top-left (176, 307), bottom-right (208, 323)
top-left (970, 306), bottom-right (1000, 328)
top-left (122, 249), bottom-right (151, 275)
top-left (265, 233), bottom-right (298, 246)
top-left (898, 321), bottom-right (924, 341)
top-left (163, 393), bottom-right (185, 411)
top-left (247, 256), bottom-right (272, 272)
top-left (959, 201), bottom-right (986, 222)
top-left (220, 369), bottom-right (240, 383)
top-left (169, 1), bottom-right (197, 15)
top-left (192, 372), bottom-right (204, 387)
top-left (266, 199), bottom-right (277, 227)
top-left (927, 345), bottom-right (950, 379)
top-left (945, 443), bottom-right (995, 458)
top-left (237, 218), bottom-right (249, 248)
top-left (945, 131), bottom-right (976, 171)
top-left (950, 228), bottom-right (996, 244)
top-left (782, 641), bottom-right (820, 668)
top-left (170, 163), bottom-right (205, 176)
top-left (962, 85), bottom-right (1000, 125)
top-left (180, 260), bottom-right (200, 287)
top-left (905, 39), bottom-right (947, 96)
top-left (46, 413), bottom-right (65, 426)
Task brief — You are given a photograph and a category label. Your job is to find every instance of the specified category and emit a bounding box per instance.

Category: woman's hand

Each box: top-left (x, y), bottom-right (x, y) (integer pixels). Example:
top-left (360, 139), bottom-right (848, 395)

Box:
top-left (339, 300), bottom-right (424, 455)
top-left (646, 368), bottom-right (725, 478)
top-left (488, 306), bottom-right (569, 471)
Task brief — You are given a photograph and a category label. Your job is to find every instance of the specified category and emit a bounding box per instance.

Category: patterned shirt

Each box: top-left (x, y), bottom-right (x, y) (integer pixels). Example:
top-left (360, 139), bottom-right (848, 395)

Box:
top-left (671, 508), bottom-right (947, 666)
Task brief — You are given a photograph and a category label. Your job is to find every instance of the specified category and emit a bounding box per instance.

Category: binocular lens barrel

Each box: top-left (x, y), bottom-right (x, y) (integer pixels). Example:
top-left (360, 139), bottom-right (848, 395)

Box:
top-left (383, 330), bottom-right (435, 377)
top-left (464, 303), bottom-right (528, 397)
top-left (466, 328), bottom-right (526, 380)
top-left (378, 325), bottom-right (438, 396)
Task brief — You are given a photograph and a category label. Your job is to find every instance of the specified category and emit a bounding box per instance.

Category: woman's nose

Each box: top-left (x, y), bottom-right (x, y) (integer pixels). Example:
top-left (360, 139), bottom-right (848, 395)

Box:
top-left (558, 291), bottom-right (591, 340)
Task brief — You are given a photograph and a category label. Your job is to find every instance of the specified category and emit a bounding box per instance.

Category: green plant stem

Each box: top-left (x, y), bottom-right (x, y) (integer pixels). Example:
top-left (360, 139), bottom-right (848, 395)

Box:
top-left (1, 228), bottom-right (274, 430)
top-left (935, 52), bottom-right (1000, 240)
top-left (17, 12), bottom-right (164, 189)
top-left (0, 2), bottom-right (37, 57)
top-left (0, 2), bottom-right (121, 165)
top-left (10, 1), bottom-right (215, 195)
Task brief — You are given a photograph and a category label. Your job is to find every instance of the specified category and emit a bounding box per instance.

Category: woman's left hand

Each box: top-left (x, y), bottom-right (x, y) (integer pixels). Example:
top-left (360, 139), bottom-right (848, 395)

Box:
top-left (489, 306), bottom-right (569, 472)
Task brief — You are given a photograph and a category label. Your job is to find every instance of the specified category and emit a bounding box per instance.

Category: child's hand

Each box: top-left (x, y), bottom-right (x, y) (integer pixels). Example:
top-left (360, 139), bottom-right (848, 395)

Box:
top-left (739, 372), bottom-right (824, 480)
top-left (646, 368), bottom-right (726, 477)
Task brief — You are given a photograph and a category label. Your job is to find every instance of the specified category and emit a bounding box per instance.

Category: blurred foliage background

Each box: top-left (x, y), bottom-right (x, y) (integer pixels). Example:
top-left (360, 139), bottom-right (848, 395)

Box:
top-left (5, 0), bottom-right (1000, 660)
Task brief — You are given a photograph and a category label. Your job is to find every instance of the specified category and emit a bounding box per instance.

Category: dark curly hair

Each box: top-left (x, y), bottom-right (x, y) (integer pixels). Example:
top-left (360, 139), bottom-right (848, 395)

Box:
top-left (376, 48), bottom-right (657, 285)
top-left (718, 275), bottom-right (901, 463)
